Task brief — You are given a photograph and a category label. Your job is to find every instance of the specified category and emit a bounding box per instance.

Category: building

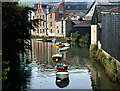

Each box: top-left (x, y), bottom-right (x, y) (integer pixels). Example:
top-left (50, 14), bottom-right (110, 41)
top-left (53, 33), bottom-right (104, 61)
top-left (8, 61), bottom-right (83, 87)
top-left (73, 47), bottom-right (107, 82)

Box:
top-left (31, 1), bottom-right (89, 38)
top-left (90, 1), bottom-right (120, 61)
top-left (31, 1), bottom-right (67, 37)
top-left (72, 20), bottom-right (91, 35)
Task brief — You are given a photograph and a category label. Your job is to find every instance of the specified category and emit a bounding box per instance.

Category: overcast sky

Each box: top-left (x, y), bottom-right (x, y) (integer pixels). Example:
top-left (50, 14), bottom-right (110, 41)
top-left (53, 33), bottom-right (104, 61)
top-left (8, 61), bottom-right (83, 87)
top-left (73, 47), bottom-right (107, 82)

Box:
top-left (19, 0), bottom-right (120, 2)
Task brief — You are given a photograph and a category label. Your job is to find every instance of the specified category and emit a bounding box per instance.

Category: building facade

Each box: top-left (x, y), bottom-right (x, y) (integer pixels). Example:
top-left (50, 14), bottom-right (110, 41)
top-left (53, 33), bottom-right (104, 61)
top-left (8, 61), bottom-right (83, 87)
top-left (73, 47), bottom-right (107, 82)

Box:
top-left (31, 1), bottom-right (67, 37)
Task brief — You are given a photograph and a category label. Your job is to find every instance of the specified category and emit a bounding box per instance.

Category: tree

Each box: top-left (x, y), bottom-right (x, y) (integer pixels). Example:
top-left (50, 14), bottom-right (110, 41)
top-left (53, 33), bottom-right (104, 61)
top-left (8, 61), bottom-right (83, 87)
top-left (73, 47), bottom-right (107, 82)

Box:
top-left (2, 2), bottom-right (35, 90)
top-left (2, 2), bottom-right (35, 61)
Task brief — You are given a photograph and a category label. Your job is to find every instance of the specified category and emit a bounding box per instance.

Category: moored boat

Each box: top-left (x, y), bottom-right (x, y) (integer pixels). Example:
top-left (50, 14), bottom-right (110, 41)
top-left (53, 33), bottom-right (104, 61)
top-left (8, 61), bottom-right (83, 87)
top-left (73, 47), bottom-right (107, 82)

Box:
top-left (56, 71), bottom-right (69, 80)
top-left (59, 47), bottom-right (70, 51)
top-left (56, 63), bottom-right (69, 80)
top-left (52, 38), bottom-right (56, 43)
top-left (63, 43), bottom-right (70, 47)
top-left (56, 42), bottom-right (62, 46)
top-left (52, 54), bottom-right (62, 62)
top-left (58, 44), bottom-right (65, 48)
top-left (36, 38), bottom-right (43, 42)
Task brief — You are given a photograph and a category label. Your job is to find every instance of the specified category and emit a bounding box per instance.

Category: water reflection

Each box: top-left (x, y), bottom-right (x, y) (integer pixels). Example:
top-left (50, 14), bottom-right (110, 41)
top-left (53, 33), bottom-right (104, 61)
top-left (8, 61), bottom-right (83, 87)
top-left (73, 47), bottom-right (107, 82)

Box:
top-left (56, 77), bottom-right (69, 88)
top-left (25, 38), bottom-right (120, 90)
top-left (4, 38), bottom-right (120, 90)
top-left (29, 39), bottom-right (92, 89)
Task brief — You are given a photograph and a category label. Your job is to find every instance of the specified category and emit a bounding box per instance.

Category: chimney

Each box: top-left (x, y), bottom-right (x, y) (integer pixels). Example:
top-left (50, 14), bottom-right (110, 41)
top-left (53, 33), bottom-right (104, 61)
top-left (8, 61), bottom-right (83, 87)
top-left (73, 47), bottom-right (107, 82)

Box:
top-left (46, 6), bottom-right (49, 14)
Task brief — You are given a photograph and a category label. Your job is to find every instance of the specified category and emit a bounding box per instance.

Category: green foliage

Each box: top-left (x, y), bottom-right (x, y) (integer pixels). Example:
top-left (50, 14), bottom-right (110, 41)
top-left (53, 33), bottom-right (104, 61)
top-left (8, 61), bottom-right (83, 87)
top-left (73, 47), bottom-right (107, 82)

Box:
top-left (107, 57), bottom-right (112, 64)
top-left (113, 66), bottom-right (117, 74)
top-left (17, 2), bottom-right (28, 8)
top-left (112, 60), bottom-right (116, 65)
top-left (2, 2), bottom-right (34, 61)
top-left (79, 43), bottom-right (89, 47)
top-left (0, 50), bottom-right (2, 55)
top-left (79, 33), bottom-right (90, 44)
top-left (71, 31), bottom-right (80, 42)
top-left (2, 61), bottom-right (10, 81)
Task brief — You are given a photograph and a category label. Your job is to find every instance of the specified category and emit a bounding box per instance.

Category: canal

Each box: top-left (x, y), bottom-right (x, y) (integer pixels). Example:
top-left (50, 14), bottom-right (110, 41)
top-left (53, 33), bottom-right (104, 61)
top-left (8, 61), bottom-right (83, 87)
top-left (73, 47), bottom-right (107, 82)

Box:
top-left (17, 39), bottom-right (120, 90)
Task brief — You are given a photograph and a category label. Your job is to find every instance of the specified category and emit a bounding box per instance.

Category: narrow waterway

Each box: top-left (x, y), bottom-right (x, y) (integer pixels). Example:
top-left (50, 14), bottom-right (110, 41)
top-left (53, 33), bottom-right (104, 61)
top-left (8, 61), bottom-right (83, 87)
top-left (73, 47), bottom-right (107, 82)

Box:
top-left (18, 38), bottom-right (120, 90)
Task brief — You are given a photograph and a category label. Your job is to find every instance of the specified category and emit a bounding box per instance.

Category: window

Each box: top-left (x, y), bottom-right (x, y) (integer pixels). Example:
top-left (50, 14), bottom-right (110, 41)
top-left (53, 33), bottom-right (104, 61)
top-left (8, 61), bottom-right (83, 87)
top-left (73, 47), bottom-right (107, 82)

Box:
top-left (51, 29), bottom-right (52, 33)
top-left (59, 14), bottom-right (62, 18)
top-left (37, 29), bottom-right (39, 33)
top-left (60, 6), bottom-right (62, 11)
top-left (58, 30), bottom-right (59, 34)
top-left (39, 4), bottom-right (40, 9)
top-left (33, 16), bottom-right (34, 19)
top-left (50, 22), bottom-right (52, 26)
top-left (40, 15), bottom-right (41, 19)
top-left (50, 14), bottom-right (52, 18)
top-left (43, 29), bottom-right (44, 33)
top-left (57, 26), bottom-right (58, 29)
top-left (43, 22), bottom-right (44, 26)
top-left (43, 15), bottom-right (44, 19)
top-left (40, 22), bottom-right (41, 26)
top-left (40, 29), bottom-right (42, 33)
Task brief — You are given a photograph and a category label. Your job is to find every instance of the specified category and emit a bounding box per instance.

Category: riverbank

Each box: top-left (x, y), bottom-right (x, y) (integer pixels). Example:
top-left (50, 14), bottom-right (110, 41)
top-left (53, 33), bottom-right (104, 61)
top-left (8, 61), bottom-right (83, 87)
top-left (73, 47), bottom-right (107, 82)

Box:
top-left (90, 45), bottom-right (120, 83)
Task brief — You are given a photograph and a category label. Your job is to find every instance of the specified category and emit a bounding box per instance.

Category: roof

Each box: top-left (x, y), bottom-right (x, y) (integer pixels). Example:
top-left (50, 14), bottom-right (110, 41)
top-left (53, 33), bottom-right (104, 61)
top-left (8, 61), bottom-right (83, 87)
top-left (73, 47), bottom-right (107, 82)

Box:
top-left (101, 7), bottom-right (120, 13)
top-left (91, 3), bottom-right (120, 24)
top-left (65, 2), bottom-right (87, 5)
top-left (86, 1), bottom-right (96, 15)
top-left (73, 20), bottom-right (91, 28)
top-left (66, 10), bottom-right (87, 17)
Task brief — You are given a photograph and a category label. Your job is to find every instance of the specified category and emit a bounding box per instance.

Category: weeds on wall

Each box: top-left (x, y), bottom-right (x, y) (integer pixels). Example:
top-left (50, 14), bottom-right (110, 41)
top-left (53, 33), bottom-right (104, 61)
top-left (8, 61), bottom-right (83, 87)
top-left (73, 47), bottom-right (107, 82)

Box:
top-left (90, 45), bottom-right (120, 82)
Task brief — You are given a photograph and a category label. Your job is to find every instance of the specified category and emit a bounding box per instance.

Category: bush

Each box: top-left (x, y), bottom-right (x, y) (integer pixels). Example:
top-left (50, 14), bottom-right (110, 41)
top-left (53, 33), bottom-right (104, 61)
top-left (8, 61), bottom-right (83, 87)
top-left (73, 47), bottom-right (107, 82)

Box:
top-left (71, 31), bottom-right (80, 42)
top-left (79, 33), bottom-right (90, 44)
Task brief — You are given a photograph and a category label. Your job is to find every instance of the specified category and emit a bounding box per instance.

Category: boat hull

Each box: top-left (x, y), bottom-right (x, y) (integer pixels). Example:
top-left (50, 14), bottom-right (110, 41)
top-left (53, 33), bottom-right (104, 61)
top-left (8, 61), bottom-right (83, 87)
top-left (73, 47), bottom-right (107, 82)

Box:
top-left (56, 72), bottom-right (69, 80)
